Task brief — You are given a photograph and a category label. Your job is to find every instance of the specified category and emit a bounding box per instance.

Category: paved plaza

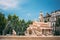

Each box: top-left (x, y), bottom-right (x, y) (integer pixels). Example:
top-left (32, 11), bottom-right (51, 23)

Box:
top-left (0, 36), bottom-right (60, 40)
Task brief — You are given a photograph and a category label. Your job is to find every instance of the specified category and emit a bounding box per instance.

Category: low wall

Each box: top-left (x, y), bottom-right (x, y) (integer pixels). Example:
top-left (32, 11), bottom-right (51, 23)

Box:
top-left (0, 36), bottom-right (60, 40)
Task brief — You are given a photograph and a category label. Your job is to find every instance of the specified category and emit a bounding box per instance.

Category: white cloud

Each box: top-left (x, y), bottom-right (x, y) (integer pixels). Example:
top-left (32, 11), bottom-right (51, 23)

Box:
top-left (0, 0), bottom-right (29, 10)
top-left (0, 0), bottom-right (18, 10)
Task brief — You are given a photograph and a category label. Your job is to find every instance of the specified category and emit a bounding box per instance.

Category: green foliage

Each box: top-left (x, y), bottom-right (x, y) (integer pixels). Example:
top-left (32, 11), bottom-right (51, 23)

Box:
top-left (55, 18), bottom-right (60, 27)
top-left (0, 12), bottom-right (7, 35)
top-left (54, 18), bottom-right (60, 36)
top-left (54, 30), bottom-right (60, 36)
top-left (0, 13), bottom-right (33, 35)
top-left (8, 14), bottom-right (12, 21)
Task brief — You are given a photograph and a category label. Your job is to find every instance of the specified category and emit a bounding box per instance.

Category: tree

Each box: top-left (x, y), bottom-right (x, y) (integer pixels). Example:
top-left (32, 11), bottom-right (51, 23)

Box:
top-left (0, 13), bottom-right (33, 35)
top-left (54, 18), bottom-right (60, 35)
top-left (0, 12), bottom-right (7, 35)
top-left (3, 14), bottom-right (19, 35)
top-left (18, 19), bottom-right (26, 35)
top-left (11, 14), bottom-right (19, 34)
top-left (55, 18), bottom-right (60, 27)
top-left (8, 14), bottom-right (12, 21)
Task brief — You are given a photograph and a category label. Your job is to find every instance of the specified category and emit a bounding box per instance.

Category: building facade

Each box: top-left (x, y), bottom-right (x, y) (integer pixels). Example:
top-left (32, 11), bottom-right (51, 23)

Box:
top-left (50, 10), bottom-right (60, 27)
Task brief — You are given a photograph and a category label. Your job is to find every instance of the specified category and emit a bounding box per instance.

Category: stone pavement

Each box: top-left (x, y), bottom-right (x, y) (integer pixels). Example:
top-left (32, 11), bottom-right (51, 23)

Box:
top-left (0, 36), bottom-right (60, 40)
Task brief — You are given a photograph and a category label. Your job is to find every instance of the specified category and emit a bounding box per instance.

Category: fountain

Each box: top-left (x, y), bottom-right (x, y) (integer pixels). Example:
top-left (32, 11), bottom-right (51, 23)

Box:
top-left (25, 12), bottom-right (53, 36)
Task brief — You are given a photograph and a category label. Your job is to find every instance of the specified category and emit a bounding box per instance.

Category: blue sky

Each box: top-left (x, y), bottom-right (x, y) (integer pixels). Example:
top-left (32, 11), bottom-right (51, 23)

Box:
top-left (0, 0), bottom-right (60, 21)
